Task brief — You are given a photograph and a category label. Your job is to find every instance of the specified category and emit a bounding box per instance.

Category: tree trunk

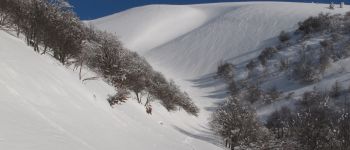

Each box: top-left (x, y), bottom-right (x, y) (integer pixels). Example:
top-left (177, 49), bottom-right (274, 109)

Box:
top-left (41, 45), bottom-right (48, 55)
top-left (79, 61), bottom-right (83, 80)
top-left (144, 93), bottom-right (151, 106)
top-left (135, 92), bottom-right (141, 103)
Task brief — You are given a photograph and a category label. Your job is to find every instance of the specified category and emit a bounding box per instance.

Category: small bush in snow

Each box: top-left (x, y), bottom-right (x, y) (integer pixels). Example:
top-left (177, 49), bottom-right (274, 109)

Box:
top-left (264, 86), bottom-right (281, 104)
top-left (266, 107), bottom-right (294, 139)
top-left (278, 31), bottom-right (290, 43)
top-left (331, 33), bottom-right (342, 41)
top-left (279, 58), bottom-right (289, 71)
top-left (210, 96), bottom-right (266, 149)
top-left (330, 81), bottom-right (342, 98)
top-left (107, 88), bottom-right (129, 106)
top-left (258, 47), bottom-right (278, 66)
top-left (298, 13), bottom-right (332, 34)
top-left (228, 80), bottom-right (239, 95)
top-left (245, 84), bottom-right (262, 104)
top-left (320, 39), bottom-right (333, 49)
top-left (319, 50), bottom-right (331, 74)
top-left (217, 62), bottom-right (235, 81)
top-left (246, 60), bottom-right (257, 71)
top-left (293, 51), bottom-right (321, 84)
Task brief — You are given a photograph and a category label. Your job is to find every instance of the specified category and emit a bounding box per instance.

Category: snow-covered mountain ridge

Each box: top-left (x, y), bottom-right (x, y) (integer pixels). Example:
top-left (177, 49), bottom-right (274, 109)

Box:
top-left (91, 2), bottom-right (350, 78)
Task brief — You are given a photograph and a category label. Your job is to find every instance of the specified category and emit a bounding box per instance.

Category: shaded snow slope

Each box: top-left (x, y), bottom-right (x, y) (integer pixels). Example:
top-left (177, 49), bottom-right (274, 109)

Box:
top-left (91, 2), bottom-right (350, 78)
top-left (0, 30), bottom-right (222, 150)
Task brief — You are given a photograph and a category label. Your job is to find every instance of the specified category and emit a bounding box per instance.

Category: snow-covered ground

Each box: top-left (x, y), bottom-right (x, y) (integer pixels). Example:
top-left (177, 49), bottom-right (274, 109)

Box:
top-left (2, 2), bottom-right (350, 150)
top-left (0, 29), bottom-right (222, 149)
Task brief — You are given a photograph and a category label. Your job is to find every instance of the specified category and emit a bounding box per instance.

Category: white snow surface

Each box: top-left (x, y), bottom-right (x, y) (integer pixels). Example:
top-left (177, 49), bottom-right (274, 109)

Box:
top-left (0, 30), bottom-right (222, 150)
top-left (2, 2), bottom-right (350, 150)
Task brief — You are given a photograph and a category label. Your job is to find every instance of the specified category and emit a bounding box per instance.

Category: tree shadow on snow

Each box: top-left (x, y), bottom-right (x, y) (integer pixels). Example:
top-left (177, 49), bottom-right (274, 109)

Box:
top-left (187, 73), bottom-right (223, 89)
top-left (186, 73), bottom-right (228, 112)
top-left (224, 36), bottom-right (278, 69)
top-left (172, 125), bottom-right (225, 149)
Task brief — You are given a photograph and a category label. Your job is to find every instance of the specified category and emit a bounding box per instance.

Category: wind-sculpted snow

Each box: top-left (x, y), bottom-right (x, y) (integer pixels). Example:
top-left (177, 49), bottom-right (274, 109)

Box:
top-left (92, 2), bottom-right (349, 78)
top-left (91, 5), bottom-right (208, 54)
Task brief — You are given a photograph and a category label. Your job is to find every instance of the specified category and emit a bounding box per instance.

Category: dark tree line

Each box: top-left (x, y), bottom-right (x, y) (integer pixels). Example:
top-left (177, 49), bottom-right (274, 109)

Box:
top-left (266, 89), bottom-right (350, 150)
top-left (211, 12), bottom-right (350, 149)
top-left (213, 62), bottom-right (285, 149)
top-left (0, 0), bottom-right (198, 116)
top-left (0, 0), bottom-right (85, 63)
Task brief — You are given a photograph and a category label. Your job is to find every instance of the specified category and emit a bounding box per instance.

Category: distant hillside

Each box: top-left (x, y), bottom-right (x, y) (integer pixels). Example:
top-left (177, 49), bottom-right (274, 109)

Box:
top-left (91, 2), bottom-right (349, 78)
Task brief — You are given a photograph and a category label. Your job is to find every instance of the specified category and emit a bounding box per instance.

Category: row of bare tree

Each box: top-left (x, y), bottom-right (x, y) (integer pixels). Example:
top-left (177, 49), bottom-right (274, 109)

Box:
top-left (0, 0), bottom-right (199, 116)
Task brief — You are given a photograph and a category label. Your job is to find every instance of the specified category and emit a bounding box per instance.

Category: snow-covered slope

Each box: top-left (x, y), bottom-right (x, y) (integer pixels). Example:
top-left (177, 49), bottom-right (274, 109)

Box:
top-left (90, 2), bottom-right (350, 147)
top-left (91, 2), bottom-right (350, 78)
top-left (0, 29), bottom-right (222, 150)
top-left (3, 2), bottom-right (350, 150)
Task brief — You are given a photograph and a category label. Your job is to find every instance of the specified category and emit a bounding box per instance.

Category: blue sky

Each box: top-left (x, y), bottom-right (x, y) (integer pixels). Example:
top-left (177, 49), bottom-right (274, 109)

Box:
top-left (68, 0), bottom-right (337, 20)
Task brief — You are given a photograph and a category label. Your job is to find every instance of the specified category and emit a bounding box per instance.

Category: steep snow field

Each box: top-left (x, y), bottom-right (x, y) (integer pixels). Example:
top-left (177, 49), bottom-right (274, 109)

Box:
top-left (0, 30), bottom-right (222, 150)
top-left (2, 2), bottom-right (350, 150)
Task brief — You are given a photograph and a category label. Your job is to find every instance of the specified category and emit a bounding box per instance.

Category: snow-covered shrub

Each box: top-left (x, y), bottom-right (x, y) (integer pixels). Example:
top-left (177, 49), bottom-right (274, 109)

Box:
top-left (263, 86), bottom-right (281, 104)
top-left (245, 83), bottom-right (262, 104)
top-left (258, 47), bottom-right (278, 66)
top-left (298, 13), bottom-right (332, 34)
top-left (265, 89), bottom-right (350, 150)
top-left (210, 96), bottom-right (266, 148)
top-left (319, 49), bottom-right (331, 74)
top-left (292, 51), bottom-right (321, 84)
top-left (293, 90), bottom-right (341, 150)
top-left (146, 74), bottom-right (199, 115)
top-left (107, 88), bottom-right (130, 106)
top-left (278, 31), bottom-right (290, 43)
top-left (279, 58), bottom-right (289, 71)
top-left (217, 62), bottom-right (235, 81)
top-left (266, 107), bottom-right (294, 139)
top-left (228, 80), bottom-right (239, 95)
top-left (330, 81), bottom-right (342, 98)
top-left (246, 60), bottom-right (257, 71)
top-left (320, 39), bottom-right (333, 49)
top-left (331, 33), bottom-right (342, 41)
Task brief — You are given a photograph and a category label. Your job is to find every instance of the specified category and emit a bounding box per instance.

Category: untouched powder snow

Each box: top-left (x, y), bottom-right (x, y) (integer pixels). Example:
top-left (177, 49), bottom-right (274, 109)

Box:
top-left (0, 29), bottom-right (222, 150)
top-left (91, 5), bottom-right (209, 54)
